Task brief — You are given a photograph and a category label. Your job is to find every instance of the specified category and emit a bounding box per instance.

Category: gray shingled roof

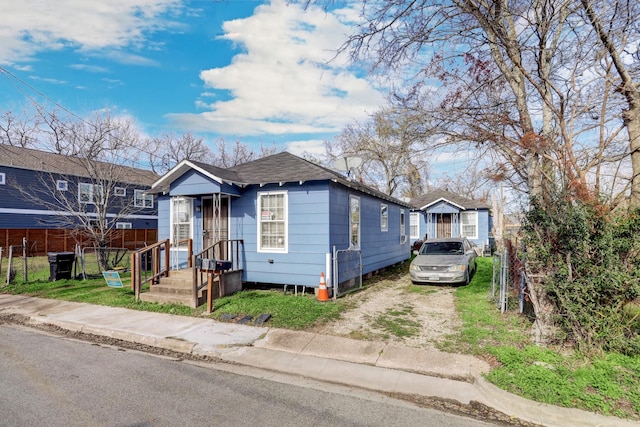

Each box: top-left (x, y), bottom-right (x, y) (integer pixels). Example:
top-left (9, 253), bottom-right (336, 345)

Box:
top-left (410, 189), bottom-right (490, 210)
top-left (153, 152), bottom-right (411, 207)
top-left (188, 160), bottom-right (242, 184)
top-left (229, 151), bottom-right (345, 184)
top-left (0, 144), bottom-right (158, 185)
top-left (229, 152), bottom-right (411, 207)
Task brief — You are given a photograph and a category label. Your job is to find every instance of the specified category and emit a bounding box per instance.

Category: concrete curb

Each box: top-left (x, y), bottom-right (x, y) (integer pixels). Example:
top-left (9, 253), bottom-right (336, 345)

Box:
top-left (473, 377), bottom-right (639, 427)
top-left (1, 294), bottom-right (638, 427)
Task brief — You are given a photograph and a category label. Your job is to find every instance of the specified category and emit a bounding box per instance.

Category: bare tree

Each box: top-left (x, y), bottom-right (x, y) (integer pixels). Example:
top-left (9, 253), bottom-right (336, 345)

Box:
top-left (0, 109), bottom-right (40, 147)
top-left (210, 138), bottom-right (280, 168)
top-left (306, 0), bottom-right (634, 207)
top-left (146, 132), bottom-right (215, 174)
top-left (5, 112), bottom-right (156, 270)
top-left (327, 107), bottom-right (430, 197)
top-left (579, 0), bottom-right (640, 207)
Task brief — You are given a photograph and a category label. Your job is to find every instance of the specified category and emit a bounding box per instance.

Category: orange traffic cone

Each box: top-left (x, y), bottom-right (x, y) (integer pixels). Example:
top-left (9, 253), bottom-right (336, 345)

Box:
top-left (317, 272), bottom-right (329, 302)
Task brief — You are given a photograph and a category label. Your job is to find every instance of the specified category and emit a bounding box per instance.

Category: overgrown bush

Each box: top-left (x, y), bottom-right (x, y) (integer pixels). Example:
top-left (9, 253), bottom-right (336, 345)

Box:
top-left (523, 192), bottom-right (640, 355)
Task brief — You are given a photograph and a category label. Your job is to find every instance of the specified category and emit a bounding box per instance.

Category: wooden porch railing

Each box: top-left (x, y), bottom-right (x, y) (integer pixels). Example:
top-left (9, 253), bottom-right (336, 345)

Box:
top-left (131, 238), bottom-right (193, 301)
top-left (191, 239), bottom-right (244, 309)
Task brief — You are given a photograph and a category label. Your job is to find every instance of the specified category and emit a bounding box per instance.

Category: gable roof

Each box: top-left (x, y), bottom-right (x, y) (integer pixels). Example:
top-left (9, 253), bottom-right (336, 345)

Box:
top-left (152, 151), bottom-right (412, 207)
top-left (0, 144), bottom-right (158, 185)
top-left (410, 189), bottom-right (490, 211)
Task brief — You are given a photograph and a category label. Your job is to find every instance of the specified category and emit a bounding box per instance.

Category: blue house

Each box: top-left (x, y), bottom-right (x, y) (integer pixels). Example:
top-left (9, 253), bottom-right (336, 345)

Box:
top-left (150, 152), bottom-right (411, 294)
top-left (409, 190), bottom-right (492, 249)
top-left (0, 145), bottom-right (158, 254)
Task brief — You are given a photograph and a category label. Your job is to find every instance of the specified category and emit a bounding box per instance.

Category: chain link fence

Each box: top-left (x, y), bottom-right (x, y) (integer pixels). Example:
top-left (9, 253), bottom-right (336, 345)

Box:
top-left (491, 239), bottom-right (527, 313)
top-left (1, 237), bottom-right (133, 285)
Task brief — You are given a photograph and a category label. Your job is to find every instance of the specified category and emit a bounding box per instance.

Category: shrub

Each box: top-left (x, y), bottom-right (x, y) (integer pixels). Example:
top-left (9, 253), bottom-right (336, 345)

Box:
top-left (523, 192), bottom-right (640, 355)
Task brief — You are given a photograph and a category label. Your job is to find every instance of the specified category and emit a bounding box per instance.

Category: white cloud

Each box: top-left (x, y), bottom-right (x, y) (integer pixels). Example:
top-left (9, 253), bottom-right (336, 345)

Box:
top-left (0, 0), bottom-right (181, 65)
top-left (285, 139), bottom-right (327, 157)
top-left (170, 0), bottom-right (384, 137)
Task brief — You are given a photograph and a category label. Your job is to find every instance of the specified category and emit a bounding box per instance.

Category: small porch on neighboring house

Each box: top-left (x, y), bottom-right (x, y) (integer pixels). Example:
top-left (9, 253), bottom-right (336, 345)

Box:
top-left (130, 238), bottom-right (244, 313)
top-left (425, 211), bottom-right (460, 239)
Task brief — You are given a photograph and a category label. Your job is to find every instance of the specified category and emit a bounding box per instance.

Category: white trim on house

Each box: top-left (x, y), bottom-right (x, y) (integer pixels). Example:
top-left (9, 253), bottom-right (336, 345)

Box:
top-left (380, 203), bottom-right (388, 232)
top-left (257, 190), bottom-right (288, 253)
top-left (0, 207), bottom-right (157, 219)
top-left (349, 195), bottom-right (361, 249)
top-left (460, 211), bottom-right (478, 240)
top-left (170, 197), bottom-right (194, 248)
top-left (410, 212), bottom-right (420, 240)
top-left (419, 197), bottom-right (465, 211)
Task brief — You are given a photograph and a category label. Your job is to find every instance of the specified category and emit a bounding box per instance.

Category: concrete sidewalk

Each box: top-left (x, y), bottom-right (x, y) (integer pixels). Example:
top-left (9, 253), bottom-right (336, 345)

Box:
top-left (0, 294), bottom-right (635, 427)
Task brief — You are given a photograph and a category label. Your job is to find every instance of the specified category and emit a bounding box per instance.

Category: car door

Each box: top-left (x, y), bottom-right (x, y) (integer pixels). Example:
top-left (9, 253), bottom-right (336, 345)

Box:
top-left (464, 239), bottom-right (476, 272)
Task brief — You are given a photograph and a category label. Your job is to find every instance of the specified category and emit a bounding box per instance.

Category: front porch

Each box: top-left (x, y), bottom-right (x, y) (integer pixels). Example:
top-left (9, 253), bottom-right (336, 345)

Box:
top-left (131, 239), bottom-right (244, 312)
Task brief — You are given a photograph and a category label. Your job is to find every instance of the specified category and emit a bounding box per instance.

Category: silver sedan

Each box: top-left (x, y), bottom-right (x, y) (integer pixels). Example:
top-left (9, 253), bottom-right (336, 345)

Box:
top-left (409, 237), bottom-right (476, 285)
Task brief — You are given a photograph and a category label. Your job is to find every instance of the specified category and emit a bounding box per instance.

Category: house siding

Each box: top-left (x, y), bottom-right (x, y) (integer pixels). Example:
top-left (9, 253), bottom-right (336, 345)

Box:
top-left (329, 182), bottom-right (410, 276)
top-left (0, 165), bottom-right (157, 229)
top-left (231, 181), bottom-right (331, 287)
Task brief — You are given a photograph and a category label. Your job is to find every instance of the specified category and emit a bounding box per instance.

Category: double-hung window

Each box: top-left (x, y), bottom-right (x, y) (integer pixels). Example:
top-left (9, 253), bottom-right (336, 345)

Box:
top-left (460, 211), bottom-right (478, 240)
top-left (172, 197), bottom-right (192, 243)
top-left (410, 212), bottom-right (420, 240)
top-left (79, 183), bottom-right (104, 204)
top-left (350, 195), bottom-right (360, 249)
top-left (400, 209), bottom-right (407, 244)
top-left (380, 203), bottom-right (388, 232)
top-left (0, 172), bottom-right (5, 185)
top-left (134, 190), bottom-right (153, 208)
top-left (258, 191), bottom-right (287, 252)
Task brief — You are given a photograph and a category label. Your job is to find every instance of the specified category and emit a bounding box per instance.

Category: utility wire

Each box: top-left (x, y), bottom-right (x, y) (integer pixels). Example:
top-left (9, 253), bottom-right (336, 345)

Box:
top-left (0, 65), bottom-right (166, 171)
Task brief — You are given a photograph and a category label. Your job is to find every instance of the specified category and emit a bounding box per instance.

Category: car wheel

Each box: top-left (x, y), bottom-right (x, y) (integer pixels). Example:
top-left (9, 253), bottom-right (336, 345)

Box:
top-left (464, 271), bottom-right (470, 286)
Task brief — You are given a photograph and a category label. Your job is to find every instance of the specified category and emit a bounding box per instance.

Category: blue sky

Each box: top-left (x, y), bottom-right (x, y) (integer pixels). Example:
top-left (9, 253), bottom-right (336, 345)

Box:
top-left (0, 0), bottom-right (480, 185)
top-left (0, 0), bottom-right (388, 159)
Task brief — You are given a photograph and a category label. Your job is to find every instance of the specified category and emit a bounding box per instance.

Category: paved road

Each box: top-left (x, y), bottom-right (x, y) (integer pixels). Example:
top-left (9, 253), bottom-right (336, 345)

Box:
top-left (0, 324), bottom-right (499, 427)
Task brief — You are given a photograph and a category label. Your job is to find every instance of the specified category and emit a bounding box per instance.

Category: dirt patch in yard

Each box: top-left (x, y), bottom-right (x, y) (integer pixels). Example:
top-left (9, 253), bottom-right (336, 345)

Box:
top-left (310, 268), bottom-right (462, 349)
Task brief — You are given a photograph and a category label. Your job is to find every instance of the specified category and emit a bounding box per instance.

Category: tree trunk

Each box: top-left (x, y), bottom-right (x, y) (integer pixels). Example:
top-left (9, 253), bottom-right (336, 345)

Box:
top-left (526, 273), bottom-right (556, 345)
top-left (627, 107), bottom-right (640, 207)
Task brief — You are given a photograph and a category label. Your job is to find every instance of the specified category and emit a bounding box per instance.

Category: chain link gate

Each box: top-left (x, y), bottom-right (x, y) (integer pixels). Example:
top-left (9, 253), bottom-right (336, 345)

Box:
top-left (332, 246), bottom-right (362, 298)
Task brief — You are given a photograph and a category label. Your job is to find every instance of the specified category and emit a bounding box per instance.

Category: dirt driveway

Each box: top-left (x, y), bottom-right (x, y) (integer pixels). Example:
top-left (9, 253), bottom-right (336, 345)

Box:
top-left (311, 268), bottom-right (461, 349)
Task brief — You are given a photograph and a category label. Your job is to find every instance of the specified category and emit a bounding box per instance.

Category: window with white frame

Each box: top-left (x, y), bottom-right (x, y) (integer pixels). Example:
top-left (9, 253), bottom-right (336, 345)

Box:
top-left (410, 212), bottom-right (420, 239)
top-left (258, 191), bottom-right (287, 252)
top-left (380, 203), bottom-right (388, 232)
top-left (116, 222), bottom-right (132, 229)
top-left (349, 195), bottom-right (360, 248)
top-left (56, 180), bottom-right (67, 191)
top-left (460, 211), bottom-right (478, 239)
top-left (0, 172), bottom-right (5, 185)
top-left (400, 209), bottom-right (407, 244)
top-left (172, 197), bottom-right (192, 243)
top-left (78, 183), bottom-right (104, 204)
top-left (114, 187), bottom-right (126, 197)
top-left (134, 189), bottom-right (153, 208)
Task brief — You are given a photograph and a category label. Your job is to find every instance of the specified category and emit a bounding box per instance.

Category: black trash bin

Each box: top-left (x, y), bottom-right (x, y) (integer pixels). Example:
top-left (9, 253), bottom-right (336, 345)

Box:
top-left (48, 252), bottom-right (75, 281)
top-left (136, 249), bottom-right (152, 271)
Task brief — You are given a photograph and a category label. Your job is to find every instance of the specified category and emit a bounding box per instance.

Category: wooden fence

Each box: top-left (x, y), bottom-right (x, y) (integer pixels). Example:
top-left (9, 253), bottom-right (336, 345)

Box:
top-left (0, 228), bottom-right (158, 256)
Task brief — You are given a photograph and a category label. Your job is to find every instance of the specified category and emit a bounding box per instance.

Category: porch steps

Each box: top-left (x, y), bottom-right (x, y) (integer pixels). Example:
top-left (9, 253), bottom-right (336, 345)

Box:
top-left (139, 269), bottom-right (213, 307)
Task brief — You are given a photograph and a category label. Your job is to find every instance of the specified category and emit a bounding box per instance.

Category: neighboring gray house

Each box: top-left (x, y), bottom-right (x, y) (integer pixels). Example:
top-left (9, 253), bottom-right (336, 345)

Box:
top-left (409, 190), bottom-right (492, 248)
top-left (0, 145), bottom-right (158, 254)
top-left (151, 152), bottom-right (412, 290)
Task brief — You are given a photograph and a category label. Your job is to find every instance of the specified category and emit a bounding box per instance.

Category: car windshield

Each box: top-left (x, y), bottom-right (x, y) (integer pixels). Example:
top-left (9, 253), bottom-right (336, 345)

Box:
top-left (420, 241), bottom-right (464, 255)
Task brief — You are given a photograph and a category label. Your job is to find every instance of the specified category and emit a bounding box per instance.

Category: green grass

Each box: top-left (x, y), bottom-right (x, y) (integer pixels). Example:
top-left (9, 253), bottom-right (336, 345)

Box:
top-left (373, 305), bottom-right (421, 339)
top-left (2, 259), bottom-right (348, 328)
top-left (210, 289), bottom-right (345, 329)
top-left (448, 257), bottom-right (640, 421)
top-left (3, 254), bottom-right (640, 420)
